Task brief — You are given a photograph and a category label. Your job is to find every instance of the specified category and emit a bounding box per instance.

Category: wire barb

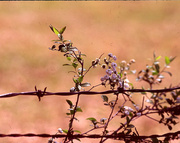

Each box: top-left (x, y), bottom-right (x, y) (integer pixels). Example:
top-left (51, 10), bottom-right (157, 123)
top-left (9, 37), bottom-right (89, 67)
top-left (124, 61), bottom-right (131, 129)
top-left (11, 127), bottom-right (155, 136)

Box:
top-left (34, 86), bottom-right (47, 101)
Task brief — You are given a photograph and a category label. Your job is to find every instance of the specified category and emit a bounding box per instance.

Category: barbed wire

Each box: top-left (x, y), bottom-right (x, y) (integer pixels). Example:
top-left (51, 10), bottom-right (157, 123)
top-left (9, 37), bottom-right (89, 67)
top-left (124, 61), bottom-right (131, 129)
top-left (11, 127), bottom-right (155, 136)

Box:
top-left (0, 130), bottom-right (179, 141)
top-left (0, 86), bottom-right (179, 142)
top-left (0, 86), bottom-right (180, 99)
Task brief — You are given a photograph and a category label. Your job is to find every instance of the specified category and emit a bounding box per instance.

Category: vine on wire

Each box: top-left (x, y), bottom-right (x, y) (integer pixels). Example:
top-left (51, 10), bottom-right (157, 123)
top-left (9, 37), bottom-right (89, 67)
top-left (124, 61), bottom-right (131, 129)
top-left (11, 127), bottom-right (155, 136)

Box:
top-left (46, 25), bottom-right (180, 143)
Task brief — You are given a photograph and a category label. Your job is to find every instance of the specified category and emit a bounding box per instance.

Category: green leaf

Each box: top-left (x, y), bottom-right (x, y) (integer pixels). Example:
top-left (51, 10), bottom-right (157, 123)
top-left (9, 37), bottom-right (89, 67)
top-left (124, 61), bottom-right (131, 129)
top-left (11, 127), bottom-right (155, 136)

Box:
top-left (76, 107), bottom-right (83, 112)
top-left (155, 55), bottom-right (161, 61)
top-left (155, 64), bottom-right (160, 73)
top-left (127, 124), bottom-right (134, 128)
top-left (81, 82), bottom-right (91, 87)
top-left (101, 95), bottom-right (108, 102)
top-left (59, 26), bottom-right (66, 34)
top-left (67, 57), bottom-right (71, 61)
top-left (78, 76), bottom-right (83, 83)
top-left (62, 129), bottom-right (68, 134)
top-left (87, 117), bottom-right (97, 123)
top-left (63, 64), bottom-right (71, 66)
top-left (152, 70), bottom-right (158, 75)
top-left (70, 109), bottom-right (75, 115)
top-left (80, 54), bottom-right (86, 56)
top-left (74, 117), bottom-right (79, 121)
top-left (169, 56), bottom-right (176, 63)
top-left (72, 63), bottom-right (78, 69)
top-left (151, 137), bottom-right (159, 143)
top-left (66, 99), bottom-right (73, 108)
top-left (49, 25), bottom-right (60, 35)
top-left (163, 71), bottom-right (172, 76)
top-left (126, 116), bottom-right (130, 124)
top-left (165, 56), bottom-right (170, 65)
top-left (141, 87), bottom-right (146, 95)
top-left (73, 78), bottom-right (78, 84)
top-left (74, 130), bottom-right (81, 133)
top-left (75, 138), bottom-right (81, 142)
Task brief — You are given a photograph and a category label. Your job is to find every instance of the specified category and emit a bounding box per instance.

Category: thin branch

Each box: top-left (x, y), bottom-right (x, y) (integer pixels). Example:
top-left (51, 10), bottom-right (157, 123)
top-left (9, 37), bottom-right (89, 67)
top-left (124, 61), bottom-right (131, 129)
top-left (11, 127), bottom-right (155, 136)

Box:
top-left (100, 93), bottom-right (119, 143)
top-left (64, 93), bottom-right (81, 142)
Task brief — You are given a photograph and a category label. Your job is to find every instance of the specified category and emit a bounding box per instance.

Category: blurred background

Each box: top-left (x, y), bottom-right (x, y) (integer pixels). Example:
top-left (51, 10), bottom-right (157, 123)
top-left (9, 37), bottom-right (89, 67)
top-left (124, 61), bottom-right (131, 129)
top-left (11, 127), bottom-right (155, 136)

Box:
top-left (0, 2), bottom-right (180, 143)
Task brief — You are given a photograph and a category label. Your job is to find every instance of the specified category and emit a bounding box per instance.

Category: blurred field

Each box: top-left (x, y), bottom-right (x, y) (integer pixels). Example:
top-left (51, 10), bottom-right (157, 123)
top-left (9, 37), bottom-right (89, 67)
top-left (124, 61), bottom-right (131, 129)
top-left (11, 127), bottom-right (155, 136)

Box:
top-left (0, 2), bottom-right (180, 143)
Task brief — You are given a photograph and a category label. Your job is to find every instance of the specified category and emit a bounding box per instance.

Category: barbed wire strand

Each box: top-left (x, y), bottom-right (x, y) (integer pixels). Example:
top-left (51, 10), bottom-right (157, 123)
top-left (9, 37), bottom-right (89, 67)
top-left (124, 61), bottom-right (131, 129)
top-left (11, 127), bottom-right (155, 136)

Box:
top-left (0, 130), bottom-right (179, 140)
top-left (0, 86), bottom-right (179, 98)
top-left (0, 86), bottom-right (179, 141)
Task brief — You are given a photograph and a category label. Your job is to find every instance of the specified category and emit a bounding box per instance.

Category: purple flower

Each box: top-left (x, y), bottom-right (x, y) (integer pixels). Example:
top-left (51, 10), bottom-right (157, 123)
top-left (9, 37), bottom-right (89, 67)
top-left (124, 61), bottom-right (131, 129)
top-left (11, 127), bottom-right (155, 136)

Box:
top-left (104, 75), bottom-right (110, 80)
top-left (108, 53), bottom-right (113, 57)
top-left (111, 62), bottom-right (117, 68)
top-left (106, 69), bottom-right (113, 75)
top-left (113, 55), bottom-right (117, 61)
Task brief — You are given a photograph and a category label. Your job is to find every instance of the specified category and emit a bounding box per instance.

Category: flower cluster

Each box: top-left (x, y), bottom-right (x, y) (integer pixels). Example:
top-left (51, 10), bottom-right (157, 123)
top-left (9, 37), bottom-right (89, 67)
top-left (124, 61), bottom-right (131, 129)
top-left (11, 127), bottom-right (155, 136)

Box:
top-left (100, 53), bottom-right (135, 90)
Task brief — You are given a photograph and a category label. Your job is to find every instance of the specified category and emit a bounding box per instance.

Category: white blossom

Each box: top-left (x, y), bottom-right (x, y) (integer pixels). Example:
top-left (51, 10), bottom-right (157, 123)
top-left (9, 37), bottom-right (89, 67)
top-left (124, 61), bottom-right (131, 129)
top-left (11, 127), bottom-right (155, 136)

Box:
top-left (136, 112), bottom-right (141, 117)
top-left (124, 83), bottom-right (129, 89)
top-left (124, 106), bottom-right (134, 112)
top-left (70, 87), bottom-right (75, 92)
top-left (58, 128), bottom-right (63, 133)
top-left (158, 75), bottom-right (164, 79)
top-left (130, 59), bottom-right (135, 63)
top-left (121, 60), bottom-right (126, 64)
top-left (124, 110), bottom-right (129, 116)
top-left (156, 78), bottom-right (162, 82)
top-left (124, 79), bottom-right (129, 83)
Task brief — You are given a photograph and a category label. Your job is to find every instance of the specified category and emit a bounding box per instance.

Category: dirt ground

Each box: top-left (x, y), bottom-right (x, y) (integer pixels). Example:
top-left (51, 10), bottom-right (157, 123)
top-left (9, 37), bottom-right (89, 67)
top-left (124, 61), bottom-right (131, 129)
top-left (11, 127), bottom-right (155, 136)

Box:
top-left (0, 2), bottom-right (180, 143)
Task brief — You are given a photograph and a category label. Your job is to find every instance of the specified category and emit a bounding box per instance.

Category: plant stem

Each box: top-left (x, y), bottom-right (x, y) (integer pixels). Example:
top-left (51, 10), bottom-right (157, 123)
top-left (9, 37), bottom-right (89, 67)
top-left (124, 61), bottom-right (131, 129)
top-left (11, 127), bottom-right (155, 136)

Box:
top-left (64, 93), bottom-right (81, 143)
top-left (99, 93), bottom-right (119, 143)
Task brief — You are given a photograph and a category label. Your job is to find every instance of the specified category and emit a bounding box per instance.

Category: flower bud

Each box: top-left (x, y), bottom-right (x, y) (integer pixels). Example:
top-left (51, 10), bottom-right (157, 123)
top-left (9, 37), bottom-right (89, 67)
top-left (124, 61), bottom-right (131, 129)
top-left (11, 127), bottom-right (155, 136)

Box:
top-left (136, 112), bottom-right (141, 117)
top-left (176, 97), bottom-right (180, 103)
top-left (108, 53), bottom-right (113, 57)
top-left (124, 110), bottom-right (129, 116)
top-left (106, 69), bottom-right (113, 75)
top-left (130, 59), bottom-right (135, 63)
top-left (113, 55), bottom-right (117, 61)
top-left (70, 87), bottom-right (76, 92)
top-left (100, 77), bottom-right (105, 81)
top-left (58, 128), bottom-right (63, 133)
